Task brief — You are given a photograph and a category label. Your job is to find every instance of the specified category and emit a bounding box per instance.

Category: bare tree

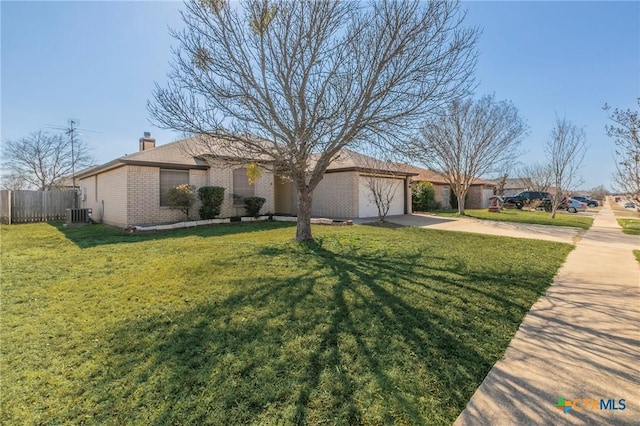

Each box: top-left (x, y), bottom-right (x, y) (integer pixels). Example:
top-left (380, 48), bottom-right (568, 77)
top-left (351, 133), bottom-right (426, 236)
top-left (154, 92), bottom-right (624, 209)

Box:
top-left (545, 116), bottom-right (587, 218)
top-left (352, 148), bottom-right (410, 222)
top-left (2, 130), bottom-right (92, 191)
top-left (365, 176), bottom-right (398, 222)
top-left (604, 100), bottom-right (639, 202)
top-left (0, 173), bottom-right (28, 191)
top-left (517, 162), bottom-right (553, 193)
top-left (408, 94), bottom-right (527, 215)
top-left (588, 184), bottom-right (609, 203)
top-left (149, 0), bottom-right (478, 241)
top-left (494, 172), bottom-right (509, 196)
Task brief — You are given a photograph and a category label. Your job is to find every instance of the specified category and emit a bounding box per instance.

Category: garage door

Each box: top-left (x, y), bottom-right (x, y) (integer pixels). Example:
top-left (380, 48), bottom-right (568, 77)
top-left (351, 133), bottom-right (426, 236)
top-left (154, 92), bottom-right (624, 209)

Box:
top-left (358, 177), bottom-right (405, 218)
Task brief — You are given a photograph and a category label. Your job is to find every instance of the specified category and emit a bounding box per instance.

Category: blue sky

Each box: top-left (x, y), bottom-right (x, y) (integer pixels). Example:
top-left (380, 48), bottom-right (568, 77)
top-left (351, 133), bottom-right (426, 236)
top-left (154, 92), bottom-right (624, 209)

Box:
top-left (2, 1), bottom-right (638, 190)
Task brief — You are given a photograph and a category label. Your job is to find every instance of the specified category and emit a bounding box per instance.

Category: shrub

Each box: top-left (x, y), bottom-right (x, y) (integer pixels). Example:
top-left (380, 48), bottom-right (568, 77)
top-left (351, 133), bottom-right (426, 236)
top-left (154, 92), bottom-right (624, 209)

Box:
top-left (166, 184), bottom-right (196, 219)
top-left (412, 182), bottom-right (440, 211)
top-left (198, 186), bottom-right (225, 219)
top-left (244, 197), bottom-right (266, 217)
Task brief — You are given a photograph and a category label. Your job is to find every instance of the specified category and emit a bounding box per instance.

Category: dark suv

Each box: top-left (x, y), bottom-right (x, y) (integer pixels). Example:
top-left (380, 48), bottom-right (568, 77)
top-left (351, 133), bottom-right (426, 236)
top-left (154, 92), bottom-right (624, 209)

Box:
top-left (503, 191), bottom-right (551, 209)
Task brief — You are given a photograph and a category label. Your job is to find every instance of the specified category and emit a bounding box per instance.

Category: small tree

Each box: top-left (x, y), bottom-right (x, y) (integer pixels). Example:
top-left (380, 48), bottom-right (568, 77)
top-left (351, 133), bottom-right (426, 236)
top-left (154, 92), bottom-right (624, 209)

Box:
top-left (588, 185), bottom-right (609, 202)
top-left (604, 100), bottom-right (640, 202)
top-left (494, 172), bottom-right (509, 196)
top-left (198, 186), bottom-right (225, 219)
top-left (352, 148), bottom-right (409, 222)
top-left (545, 117), bottom-right (587, 218)
top-left (166, 184), bottom-right (196, 219)
top-left (363, 173), bottom-right (402, 222)
top-left (412, 181), bottom-right (439, 212)
top-left (408, 94), bottom-right (527, 215)
top-left (244, 197), bottom-right (266, 217)
top-left (517, 162), bottom-right (554, 193)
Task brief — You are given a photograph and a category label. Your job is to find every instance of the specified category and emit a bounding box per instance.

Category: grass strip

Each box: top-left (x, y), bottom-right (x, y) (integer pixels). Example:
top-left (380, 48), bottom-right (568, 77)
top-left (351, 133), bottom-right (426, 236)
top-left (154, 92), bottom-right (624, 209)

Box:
top-left (617, 219), bottom-right (640, 235)
top-left (433, 209), bottom-right (593, 229)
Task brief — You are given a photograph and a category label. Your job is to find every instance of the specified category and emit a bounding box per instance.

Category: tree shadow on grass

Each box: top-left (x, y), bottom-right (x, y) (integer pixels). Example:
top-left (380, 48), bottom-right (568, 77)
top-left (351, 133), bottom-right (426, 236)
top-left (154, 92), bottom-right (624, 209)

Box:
top-left (48, 220), bottom-right (296, 249)
top-left (59, 237), bottom-right (565, 425)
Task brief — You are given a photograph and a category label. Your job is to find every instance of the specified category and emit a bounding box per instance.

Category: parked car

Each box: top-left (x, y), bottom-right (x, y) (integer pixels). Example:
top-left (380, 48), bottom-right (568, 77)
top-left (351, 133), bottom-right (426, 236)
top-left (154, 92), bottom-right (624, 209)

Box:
top-left (563, 198), bottom-right (587, 213)
top-left (538, 198), bottom-right (581, 213)
top-left (503, 191), bottom-right (551, 209)
top-left (624, 201), bottom-right (636, 209)
top-left (571, 196), bottom-right (598, 207)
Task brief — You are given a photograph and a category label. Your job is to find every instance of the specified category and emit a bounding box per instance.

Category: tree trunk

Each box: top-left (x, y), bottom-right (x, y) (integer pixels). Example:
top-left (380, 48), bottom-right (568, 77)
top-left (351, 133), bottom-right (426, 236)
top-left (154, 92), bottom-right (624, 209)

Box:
top-left (296, 188), bottom-right (314, 242)
top-left (457, 190), bottom-right (467, 215)
top-left (551, 202), bottom-right (557, 219)
top-left (550, 194), bottom-right (560, 219)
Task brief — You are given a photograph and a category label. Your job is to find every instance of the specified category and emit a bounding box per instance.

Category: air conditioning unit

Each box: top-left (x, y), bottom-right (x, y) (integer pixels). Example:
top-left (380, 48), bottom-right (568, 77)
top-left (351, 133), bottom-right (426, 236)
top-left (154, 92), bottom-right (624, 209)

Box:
top-left (66, 208), bottom-right (92, 226)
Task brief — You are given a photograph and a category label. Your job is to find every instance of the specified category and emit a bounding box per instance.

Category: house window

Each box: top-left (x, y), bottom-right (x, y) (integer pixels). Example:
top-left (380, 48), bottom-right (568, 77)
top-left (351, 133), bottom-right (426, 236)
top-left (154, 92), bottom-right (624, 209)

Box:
top-left (443, 187), bottom-right (450, 209)
top-left (232, 168), bottom-right (254, 205)
top-left (160, 169), bottom-right (189, 206)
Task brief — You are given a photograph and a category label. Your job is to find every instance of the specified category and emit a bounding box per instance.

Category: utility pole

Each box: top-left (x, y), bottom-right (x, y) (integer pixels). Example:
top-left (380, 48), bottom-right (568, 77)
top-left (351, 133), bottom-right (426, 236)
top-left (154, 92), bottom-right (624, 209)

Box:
top-left (66, 120), bottom-right (77, 208)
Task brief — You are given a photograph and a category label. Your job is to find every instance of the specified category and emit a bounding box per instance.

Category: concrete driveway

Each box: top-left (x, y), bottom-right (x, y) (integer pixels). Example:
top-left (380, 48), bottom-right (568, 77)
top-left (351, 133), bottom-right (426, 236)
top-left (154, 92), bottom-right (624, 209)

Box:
top-left (375, 213), bottom-right (584, 244)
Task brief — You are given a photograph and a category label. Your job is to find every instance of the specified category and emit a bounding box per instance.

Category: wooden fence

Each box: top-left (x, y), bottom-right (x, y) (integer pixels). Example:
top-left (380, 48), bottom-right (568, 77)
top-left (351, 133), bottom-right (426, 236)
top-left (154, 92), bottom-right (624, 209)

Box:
top-left (0, 190), bottom-right (76, 224)
top-left (0, 190), bottom-right (9, 224)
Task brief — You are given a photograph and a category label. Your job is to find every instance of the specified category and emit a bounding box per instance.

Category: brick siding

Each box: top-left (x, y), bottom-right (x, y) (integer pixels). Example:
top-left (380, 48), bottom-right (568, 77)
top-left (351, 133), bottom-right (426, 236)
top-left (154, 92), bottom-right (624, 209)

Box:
top-left (80, 161), bottom-right (377, 226)
top-left (311, 171), bottom-right (359, 218)
top-left (208, 161), bottom-right (275, 218)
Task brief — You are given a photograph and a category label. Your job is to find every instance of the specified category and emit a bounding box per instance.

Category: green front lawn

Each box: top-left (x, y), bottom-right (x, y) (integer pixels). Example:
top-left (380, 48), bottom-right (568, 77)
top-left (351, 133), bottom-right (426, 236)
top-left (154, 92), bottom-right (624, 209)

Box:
top-left (434, 208), bottom-right (593, 229)
top-left (617, 219), bottom-right (640, 235)
top-left (1, 222), bottom-right (573, 425)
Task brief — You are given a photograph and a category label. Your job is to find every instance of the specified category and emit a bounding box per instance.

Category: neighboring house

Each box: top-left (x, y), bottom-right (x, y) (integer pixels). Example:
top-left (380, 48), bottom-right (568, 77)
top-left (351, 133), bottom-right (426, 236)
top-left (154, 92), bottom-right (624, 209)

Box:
top-left (50, 176), bottom-right (76, 190)
top-left (76, 134), bottom-right (415, 227)
top-left (502, 177), bottom-right (533, 196)
top-left (408, 166), bottom-right (496, 209)
top-left (501, 177), bottom-right (560, 197)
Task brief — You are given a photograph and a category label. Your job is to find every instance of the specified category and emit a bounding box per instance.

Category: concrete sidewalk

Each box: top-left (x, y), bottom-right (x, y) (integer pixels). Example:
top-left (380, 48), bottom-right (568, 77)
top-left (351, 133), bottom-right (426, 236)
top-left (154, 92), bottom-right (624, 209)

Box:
top-left (454, 201), bottom-right (640, 425)
top-left (380, 213), bottom-right (584, 245)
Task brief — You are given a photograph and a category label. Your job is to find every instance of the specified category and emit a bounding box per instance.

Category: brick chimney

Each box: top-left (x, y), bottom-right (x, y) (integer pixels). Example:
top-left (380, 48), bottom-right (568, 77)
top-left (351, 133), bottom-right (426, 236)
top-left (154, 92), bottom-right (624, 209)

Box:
top-left (139, 132), bottom-right (156, 151)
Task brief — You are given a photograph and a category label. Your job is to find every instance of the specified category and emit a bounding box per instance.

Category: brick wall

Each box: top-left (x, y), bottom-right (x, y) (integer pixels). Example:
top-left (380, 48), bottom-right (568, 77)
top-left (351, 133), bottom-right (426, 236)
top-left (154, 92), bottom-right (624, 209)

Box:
top-left (79, 166), bottom-right (129, 227)
top-left (79, 175), bottom-right (96, 212)
top-left (432, 184), bottom-right (449, 209)
top-left (254, 168), bottom-right (275, 215)
top-left (127, 166), bottom-right (210, 225)
top-left (80, 162), bottom-right (277, 227)
top-left (208, 162), bottom-right (275, 217)
top-left (466, 186), bottom-right (483, 209)
top-left (463, 186), bottom-right (494, 209)
top-left (311, 171), bottom-right (359, 218)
